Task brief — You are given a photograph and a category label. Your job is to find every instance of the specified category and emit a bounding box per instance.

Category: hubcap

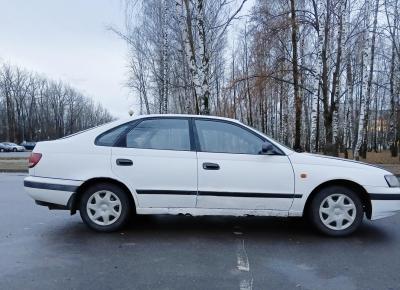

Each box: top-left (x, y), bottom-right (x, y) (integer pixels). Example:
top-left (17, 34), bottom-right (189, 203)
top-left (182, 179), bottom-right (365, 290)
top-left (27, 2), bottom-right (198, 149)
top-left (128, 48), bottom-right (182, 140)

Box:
top-left (86, 190), bottom-right (122, 226)
top-left (319, 194), bottom-right (356, 231)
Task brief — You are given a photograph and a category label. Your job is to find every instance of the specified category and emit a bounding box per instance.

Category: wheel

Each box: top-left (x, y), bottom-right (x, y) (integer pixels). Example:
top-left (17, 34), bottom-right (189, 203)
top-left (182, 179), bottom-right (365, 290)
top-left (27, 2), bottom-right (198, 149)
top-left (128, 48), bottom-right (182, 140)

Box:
top-left (0, 148), bottom-right (4, 152)
top-left (79, 183), bottom-right (132, 232)
top-left (309, 186), bottom-right (364, 236)
top-left (12, 148), bottom-right (17, 152)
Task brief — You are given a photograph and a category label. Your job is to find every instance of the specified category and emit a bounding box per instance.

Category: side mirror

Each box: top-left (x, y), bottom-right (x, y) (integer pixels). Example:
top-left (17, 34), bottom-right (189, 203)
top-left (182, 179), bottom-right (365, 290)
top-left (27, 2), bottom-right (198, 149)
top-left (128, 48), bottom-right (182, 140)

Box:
top-left (261, 142), bottom-right (274, 155)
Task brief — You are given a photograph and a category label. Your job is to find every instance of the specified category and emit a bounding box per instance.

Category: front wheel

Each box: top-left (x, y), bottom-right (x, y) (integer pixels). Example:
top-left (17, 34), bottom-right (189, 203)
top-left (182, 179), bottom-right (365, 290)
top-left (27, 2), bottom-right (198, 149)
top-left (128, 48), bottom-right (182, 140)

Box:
top-left (79, 183), bottom-right (131, 232)
top-left (12, 148), bottom-right (17, 152)
top-left (309, 186), bottom-right (364, 236)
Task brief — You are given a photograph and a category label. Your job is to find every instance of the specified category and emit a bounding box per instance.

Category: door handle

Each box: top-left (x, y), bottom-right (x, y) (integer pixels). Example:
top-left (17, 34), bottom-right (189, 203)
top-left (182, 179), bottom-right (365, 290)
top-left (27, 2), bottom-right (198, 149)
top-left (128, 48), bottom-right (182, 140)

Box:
top-left (116, 159), bottom-right (133, 166)
top-left (203, 162), bottom-right (220, 170)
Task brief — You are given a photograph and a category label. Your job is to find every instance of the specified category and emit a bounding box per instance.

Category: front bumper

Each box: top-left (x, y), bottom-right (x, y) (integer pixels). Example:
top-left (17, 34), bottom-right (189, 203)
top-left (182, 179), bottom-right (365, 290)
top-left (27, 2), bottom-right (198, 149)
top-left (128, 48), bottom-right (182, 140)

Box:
top-left (364, 185), bottom-right (400, 220)
top-left (24, 176), bottom-right (83, 207)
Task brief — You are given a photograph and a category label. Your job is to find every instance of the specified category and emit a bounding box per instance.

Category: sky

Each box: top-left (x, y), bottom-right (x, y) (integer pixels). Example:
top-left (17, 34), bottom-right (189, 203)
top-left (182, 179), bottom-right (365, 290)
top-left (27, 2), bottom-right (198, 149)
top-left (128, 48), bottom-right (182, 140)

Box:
top-left (0, 0), bottom-right (132, 118)
top-left (0, 0), bottom-right (255, 119)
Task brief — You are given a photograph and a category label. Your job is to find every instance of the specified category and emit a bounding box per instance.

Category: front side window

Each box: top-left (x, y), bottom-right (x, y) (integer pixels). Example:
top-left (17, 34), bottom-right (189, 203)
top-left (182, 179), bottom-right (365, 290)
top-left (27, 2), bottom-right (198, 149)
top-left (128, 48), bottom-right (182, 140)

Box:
top-left (125, 119), bottom-right (190, 151)
top-left (195, 120), bottom-right (264, 154)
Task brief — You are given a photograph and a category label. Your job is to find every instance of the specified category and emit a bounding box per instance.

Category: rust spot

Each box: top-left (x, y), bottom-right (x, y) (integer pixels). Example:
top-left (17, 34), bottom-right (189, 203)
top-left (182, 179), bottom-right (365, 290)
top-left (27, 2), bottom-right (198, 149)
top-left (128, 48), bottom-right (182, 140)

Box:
top-left (300, 173), bottom-right (307, 179)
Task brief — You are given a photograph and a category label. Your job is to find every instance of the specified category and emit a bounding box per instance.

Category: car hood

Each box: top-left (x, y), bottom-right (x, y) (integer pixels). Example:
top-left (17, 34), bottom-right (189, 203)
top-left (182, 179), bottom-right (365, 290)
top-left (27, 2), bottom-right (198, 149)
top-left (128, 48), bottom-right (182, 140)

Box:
top-left (288, 152), bottom-right (390, 173)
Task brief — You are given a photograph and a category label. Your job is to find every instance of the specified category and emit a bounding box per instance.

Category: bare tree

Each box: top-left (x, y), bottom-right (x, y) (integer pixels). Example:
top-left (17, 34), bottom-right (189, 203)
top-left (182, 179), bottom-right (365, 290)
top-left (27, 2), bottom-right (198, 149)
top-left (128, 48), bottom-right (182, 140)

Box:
top-left (0, 63), bottom-right (113, 142)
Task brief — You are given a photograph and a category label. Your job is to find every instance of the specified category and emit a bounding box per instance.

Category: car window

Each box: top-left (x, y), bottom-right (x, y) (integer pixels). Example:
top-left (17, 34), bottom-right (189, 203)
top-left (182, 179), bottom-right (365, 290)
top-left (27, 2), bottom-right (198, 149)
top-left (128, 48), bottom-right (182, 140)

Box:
top-left (125, 119), bottom-right (190, 151)
top-left (96, 123), bottom-right (131, 146)
top-left (195, 120), bottom-right (264, 154)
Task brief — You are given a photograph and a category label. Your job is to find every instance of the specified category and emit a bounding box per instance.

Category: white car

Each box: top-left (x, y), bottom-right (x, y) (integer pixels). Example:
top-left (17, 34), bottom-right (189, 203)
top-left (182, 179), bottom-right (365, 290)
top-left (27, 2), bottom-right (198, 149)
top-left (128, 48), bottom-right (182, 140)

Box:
top-left (24, 115), bottom-right (400, 236)
top-left (3, 142), bottom-right (25, 152)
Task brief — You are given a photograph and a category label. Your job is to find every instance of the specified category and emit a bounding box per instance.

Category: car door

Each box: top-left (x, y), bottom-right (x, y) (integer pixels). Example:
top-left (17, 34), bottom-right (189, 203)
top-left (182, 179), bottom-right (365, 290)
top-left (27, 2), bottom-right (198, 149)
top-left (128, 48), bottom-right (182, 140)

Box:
top-left (194, 119), bottom-right (295, 211)
top-left (111, 117), bottom-right (197, 209)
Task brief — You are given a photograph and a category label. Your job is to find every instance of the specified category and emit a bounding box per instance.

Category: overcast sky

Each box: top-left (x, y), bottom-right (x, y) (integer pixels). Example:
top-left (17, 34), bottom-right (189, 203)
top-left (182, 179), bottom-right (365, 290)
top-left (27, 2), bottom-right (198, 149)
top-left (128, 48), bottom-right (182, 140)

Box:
top-left (0, 0), bottom-right (132, 118)
top-left (0, 0), bottom-right (255, 119)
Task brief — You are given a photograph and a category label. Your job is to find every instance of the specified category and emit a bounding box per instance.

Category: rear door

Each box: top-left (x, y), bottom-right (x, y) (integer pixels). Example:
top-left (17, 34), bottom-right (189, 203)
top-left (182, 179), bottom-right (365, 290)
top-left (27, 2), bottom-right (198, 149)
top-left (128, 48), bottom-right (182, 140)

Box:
top-left (194, 119), bottom-right (295, 211)
top-left (111, 117), bottom-right (197, 209)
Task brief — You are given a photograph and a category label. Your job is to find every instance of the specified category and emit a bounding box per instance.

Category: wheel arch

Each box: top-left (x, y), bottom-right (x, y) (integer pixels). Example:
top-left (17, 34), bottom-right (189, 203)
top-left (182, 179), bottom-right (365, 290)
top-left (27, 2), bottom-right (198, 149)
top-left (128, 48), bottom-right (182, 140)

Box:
top-left (303, 179), bottom-right (372, 219)
top-left (69, 177), bottom-right (136, 214)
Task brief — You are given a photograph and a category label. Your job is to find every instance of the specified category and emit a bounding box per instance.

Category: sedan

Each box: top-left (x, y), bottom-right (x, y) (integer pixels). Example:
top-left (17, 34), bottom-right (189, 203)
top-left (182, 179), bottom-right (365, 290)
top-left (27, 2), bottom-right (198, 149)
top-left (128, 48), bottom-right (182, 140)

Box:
top-left (0, 142), bottom-right (9, 152)
top-left (3, 142), bottom-right (25, 152)
top-left (20, 141), bottom-right (36, 151)
top-left (24, 115), bottom-right (400, 236)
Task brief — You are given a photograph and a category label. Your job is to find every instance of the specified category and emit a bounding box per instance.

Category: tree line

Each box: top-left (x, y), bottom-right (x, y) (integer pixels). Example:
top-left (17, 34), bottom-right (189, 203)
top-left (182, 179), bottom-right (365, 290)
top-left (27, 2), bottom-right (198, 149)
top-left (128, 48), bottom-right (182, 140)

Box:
top-left (117, 0), bottom-right (400, 159)
top-left (0, 63), bottom-right (113, 143)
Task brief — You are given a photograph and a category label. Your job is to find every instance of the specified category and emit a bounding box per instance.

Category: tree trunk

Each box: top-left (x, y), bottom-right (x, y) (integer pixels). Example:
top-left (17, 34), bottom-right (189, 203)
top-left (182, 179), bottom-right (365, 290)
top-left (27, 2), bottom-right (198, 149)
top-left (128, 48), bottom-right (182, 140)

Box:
top-left (361, 0), bottom-right (379, 157)
top-left (195, 0), bottom-right (210, 115)
top-left (290, 0), bottom-right (302, 151)
top-left (161, 0), bottom-right (169, 114)
top-left (354, 0), bottom-right (371, 160)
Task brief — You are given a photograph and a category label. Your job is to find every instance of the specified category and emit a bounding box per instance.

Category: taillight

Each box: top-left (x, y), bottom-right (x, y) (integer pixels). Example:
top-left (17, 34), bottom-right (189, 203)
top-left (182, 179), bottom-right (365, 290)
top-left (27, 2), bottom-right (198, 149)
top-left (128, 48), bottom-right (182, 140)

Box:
top-left (28, 153), bottom-right (42, 168)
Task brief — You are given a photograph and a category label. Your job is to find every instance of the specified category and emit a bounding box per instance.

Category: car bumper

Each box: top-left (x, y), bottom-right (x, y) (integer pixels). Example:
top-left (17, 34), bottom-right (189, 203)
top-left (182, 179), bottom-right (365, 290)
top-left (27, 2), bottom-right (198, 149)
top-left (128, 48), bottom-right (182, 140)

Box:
top-left (365, 185), bottom-right (400, 220)
top-left (24, 176), bottom-right (83, 207)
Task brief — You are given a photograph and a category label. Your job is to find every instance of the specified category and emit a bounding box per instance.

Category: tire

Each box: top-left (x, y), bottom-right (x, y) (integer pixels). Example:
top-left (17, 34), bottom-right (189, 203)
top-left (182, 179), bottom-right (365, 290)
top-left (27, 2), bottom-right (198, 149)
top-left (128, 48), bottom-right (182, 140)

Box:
top-left (79, 183), bottom-right (132, 232)
top-left (12, 148), bottom-right (17, 152)
top-left (309, 186), bottom-right (364, 236)
top-left (0, 149), bottom-right (4, 152)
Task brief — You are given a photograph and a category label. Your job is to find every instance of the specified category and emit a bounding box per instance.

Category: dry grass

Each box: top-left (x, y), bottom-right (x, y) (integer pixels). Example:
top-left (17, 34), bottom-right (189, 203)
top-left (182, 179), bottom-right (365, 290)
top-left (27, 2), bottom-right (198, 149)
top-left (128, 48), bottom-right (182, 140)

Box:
top-left (0, 158), bottom-right (28, 172)
top-left (338, 150), bottom-right (400, 164)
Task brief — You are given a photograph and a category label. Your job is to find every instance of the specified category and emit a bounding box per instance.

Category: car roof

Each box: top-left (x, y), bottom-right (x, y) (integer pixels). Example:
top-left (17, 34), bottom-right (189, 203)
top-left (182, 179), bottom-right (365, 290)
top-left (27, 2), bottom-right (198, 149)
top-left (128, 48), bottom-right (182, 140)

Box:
top-left (119, 114), bottom-right (241, 124)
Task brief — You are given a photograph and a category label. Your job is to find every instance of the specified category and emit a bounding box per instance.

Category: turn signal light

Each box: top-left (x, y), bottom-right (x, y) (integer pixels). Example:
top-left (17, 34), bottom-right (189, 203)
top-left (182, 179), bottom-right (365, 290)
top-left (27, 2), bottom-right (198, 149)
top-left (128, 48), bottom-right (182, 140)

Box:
top-left (28, 153), bottom-right (42, 168)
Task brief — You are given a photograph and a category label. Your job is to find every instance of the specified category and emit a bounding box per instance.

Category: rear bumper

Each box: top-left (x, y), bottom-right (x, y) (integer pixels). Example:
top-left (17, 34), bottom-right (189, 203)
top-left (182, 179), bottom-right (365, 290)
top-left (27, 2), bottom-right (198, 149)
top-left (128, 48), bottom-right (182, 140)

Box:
top-left (24, 176), bottom-right (83, 207)
top-left (365, 185), bottom-right (400, 220)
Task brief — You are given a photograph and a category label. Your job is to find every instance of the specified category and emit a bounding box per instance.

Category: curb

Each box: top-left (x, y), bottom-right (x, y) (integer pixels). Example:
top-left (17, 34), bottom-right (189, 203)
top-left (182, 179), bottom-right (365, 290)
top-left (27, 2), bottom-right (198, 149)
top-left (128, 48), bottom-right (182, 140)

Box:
top-left (0, 169), bottom-right (28, 173)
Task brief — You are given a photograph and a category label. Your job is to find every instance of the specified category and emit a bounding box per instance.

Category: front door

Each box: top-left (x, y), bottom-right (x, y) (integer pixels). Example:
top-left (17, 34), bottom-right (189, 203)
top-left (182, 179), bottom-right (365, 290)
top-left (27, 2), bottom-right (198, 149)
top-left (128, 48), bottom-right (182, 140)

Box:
top-left (194, 119), bottom-right (295, 211)
top-left (111, 118), bottom-right (197, 209)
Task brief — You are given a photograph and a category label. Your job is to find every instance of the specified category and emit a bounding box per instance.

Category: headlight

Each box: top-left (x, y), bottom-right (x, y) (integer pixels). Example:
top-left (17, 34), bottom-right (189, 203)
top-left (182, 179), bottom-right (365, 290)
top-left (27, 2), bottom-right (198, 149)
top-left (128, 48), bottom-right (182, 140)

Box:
top-left (385, 175), bottom-right (400, 187)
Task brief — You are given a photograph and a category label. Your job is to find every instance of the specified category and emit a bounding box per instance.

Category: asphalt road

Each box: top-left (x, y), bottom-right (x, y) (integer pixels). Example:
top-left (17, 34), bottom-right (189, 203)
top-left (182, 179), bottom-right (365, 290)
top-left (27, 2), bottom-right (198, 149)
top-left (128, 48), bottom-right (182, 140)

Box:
top-left (1, 173), bottom-right (400, 290)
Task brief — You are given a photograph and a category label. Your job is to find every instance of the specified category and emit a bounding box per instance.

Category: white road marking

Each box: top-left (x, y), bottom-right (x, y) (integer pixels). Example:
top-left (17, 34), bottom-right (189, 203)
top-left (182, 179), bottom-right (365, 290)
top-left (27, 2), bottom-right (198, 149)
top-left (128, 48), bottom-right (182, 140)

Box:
top-left (237, 240), bottom-right (250, 272)
top-left (240, 279), bottom-right (253, 290)
top-left (235, 236), bottom-right (253, 290)
top-left (121, 242), bottom-right (136, 247)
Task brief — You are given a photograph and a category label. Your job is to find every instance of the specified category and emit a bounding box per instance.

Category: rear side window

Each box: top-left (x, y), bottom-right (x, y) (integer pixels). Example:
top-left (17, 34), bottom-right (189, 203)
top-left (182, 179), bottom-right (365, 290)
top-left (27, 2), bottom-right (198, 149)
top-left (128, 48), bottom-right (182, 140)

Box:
top-left (125, 119), bottom-right (190, 151)
top-left (96, 124), bottom-right (131, 146)
top-left (195, 120), bottom-right (264, 154)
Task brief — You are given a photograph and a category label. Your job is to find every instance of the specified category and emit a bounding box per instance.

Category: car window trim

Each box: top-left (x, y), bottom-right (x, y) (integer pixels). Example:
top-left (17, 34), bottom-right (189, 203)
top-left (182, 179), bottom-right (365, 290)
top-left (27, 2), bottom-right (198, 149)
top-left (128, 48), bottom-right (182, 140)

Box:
top-left (116, 116), bottom-right (193, 152)
top-left (193, 118), bottom-right (285, 156)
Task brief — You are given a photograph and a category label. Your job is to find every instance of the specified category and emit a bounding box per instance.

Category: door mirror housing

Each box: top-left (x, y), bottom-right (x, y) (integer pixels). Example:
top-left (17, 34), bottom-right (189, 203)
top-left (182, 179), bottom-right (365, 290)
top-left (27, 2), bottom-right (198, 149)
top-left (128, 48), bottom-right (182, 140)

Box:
top-left (261, 142), bottom-right (275, 155)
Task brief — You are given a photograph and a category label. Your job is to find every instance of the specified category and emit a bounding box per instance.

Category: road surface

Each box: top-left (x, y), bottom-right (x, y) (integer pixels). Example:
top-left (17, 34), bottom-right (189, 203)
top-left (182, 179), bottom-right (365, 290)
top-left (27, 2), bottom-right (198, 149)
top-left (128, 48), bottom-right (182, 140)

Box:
top-left (0, 173), bottom-right (399, 290)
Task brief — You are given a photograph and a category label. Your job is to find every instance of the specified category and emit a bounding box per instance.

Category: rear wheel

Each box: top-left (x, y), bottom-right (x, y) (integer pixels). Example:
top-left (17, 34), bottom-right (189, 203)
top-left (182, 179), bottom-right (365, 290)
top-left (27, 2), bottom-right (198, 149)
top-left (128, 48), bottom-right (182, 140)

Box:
top-left (309, 186), bottom-right (364, 236)
top-left (79, 183), bottom-right (131, 232)
top-left (12, 148), bottom-right (17, 152)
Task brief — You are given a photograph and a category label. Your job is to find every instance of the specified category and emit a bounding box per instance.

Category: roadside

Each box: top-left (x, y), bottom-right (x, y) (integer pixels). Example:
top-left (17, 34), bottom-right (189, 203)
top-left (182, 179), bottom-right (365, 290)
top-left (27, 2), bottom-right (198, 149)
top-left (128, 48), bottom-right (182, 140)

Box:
top-left (0, 158), bottom-right (28, 173)
top-left (380, 164), bottom-right (400, 175)
top-left (0, 152), bottom-right (30, 173)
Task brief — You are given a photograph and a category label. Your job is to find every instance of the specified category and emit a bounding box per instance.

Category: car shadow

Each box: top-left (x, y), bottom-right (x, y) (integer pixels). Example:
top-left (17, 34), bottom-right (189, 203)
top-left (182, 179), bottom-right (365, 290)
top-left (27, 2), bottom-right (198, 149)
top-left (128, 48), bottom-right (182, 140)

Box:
top-left (44, 214), bottom-right (393, 246)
